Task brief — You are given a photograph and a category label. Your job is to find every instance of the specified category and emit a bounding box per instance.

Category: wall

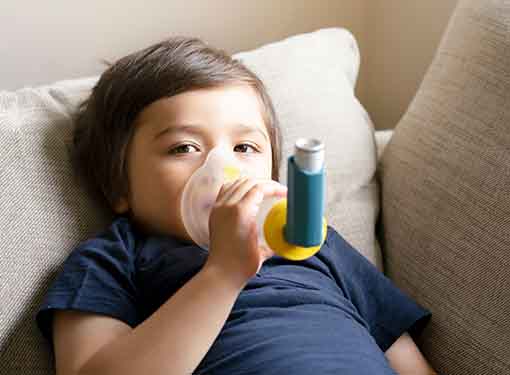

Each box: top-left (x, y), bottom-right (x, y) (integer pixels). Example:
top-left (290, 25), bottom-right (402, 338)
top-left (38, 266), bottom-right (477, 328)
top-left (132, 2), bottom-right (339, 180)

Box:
top-left (0, 0), bottom-right (460, 129)
top-left (0, 0), bottom-right (365, 92)
top-left (364, 0), bottom-right (459, 129)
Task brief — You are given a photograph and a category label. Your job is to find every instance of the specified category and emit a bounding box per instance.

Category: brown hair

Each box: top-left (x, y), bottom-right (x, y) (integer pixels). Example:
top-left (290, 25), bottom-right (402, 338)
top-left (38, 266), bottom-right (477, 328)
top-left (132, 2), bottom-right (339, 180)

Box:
top-left (71, 36), bottom-right (282, 211)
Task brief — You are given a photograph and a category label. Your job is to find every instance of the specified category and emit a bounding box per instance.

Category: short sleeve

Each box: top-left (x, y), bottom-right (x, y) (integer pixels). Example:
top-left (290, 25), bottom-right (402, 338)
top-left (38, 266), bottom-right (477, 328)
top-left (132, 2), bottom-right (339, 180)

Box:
top-left (35, 216), bottom-right (140, 346)
top-left (319, 226), bottom-right (432, 352)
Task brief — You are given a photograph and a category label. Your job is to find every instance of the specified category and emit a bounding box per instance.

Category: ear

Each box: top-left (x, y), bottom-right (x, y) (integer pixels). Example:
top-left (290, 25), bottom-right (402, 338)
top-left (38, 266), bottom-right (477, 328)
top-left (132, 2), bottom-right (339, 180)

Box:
top-left (113, 196), bottom-right (129, 214)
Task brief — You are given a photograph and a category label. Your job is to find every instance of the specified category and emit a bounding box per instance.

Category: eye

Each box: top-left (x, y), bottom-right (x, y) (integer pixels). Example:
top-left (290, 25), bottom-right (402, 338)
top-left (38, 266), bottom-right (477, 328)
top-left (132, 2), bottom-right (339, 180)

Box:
top-left (168, 143), bottom-right (200, 154)
top-left (234, 143), bottom-right (258, 153)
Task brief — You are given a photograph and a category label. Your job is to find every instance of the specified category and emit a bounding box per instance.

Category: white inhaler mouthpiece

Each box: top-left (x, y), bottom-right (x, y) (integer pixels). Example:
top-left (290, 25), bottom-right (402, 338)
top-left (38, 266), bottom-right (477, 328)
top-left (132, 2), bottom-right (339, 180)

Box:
top-left (180, 146), bottom-right (244, 250)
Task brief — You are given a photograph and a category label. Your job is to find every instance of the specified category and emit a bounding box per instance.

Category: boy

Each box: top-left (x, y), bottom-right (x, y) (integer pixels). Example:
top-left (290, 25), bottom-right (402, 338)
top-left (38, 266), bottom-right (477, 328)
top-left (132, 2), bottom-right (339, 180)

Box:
top-left (36, 37), bottom-right (436, 374)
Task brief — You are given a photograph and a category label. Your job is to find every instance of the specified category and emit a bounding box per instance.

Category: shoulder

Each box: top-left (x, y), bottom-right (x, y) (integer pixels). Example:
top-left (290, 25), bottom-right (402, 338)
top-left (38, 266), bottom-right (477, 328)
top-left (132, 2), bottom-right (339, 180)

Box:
top-left (93, 215), bottom-right (137, 246)
top-left (68, 215), bottom-right (140, 269)
top-left (319, 225), bottom-right (380, 275)
top-left (324, 225), bottom-right (352, 251)
top-left (321, 225), bottom-right (355, 262)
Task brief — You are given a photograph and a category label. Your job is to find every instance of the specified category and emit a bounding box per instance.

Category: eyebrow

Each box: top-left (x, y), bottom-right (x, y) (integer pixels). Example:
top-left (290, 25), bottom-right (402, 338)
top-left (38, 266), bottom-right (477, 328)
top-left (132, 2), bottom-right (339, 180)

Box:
top-left (153, 123), bottom-right (270, 142)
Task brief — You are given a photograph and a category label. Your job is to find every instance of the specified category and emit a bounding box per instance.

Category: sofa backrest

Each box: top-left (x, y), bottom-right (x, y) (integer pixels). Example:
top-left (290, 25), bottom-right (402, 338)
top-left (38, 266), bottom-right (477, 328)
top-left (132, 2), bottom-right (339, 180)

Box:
top-left (379, 1), bottom-right (510, 374)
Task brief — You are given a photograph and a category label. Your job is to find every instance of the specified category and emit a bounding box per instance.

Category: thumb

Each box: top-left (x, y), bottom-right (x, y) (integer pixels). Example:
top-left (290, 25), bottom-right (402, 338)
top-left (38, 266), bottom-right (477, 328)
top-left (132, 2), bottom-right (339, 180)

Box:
top-left (248, 220), bottom-right (258, 251)
top-left (248, 221), bottom-right (265, 273)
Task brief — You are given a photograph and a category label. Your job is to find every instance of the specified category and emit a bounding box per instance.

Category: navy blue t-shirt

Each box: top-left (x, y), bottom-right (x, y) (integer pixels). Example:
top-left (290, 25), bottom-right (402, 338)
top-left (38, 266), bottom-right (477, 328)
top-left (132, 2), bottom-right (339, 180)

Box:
top-left (36, 216), bottom-right (431, 374)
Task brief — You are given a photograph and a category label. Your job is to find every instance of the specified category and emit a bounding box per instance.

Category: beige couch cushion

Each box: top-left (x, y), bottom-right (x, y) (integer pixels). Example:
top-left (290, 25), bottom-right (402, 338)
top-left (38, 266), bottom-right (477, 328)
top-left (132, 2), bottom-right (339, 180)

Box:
top-left (379, 1), bottom-right (510, 374)
top-left (0, 28), bottom-right (379, 374)
top-left (236, 29), bottom-right (381, 268)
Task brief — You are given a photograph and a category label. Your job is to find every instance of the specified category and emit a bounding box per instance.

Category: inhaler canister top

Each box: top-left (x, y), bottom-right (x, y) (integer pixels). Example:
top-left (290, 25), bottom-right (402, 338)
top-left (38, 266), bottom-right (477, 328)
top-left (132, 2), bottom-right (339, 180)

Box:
top-left (294, 138), bottom-right (325, 173)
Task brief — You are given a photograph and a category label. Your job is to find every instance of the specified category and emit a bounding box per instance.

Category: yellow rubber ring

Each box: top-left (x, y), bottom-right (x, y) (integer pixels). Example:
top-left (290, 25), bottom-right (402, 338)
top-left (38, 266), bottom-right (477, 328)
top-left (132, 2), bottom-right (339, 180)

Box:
top-left (263, 198), bottom-right (327, 261)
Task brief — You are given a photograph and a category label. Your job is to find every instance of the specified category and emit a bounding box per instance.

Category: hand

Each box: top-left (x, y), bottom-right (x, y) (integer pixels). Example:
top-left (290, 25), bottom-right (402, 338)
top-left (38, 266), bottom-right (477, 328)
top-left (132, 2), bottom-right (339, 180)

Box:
top-left (204, 177), bottom-right (287, 288)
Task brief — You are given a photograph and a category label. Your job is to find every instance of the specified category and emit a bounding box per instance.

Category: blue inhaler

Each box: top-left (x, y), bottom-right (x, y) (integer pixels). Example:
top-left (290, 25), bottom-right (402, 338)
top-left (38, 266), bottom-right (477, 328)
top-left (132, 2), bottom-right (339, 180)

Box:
top-left (259, 138), bottom-right (327, 260)
top-left (180, 139), bottom-right (327, 260)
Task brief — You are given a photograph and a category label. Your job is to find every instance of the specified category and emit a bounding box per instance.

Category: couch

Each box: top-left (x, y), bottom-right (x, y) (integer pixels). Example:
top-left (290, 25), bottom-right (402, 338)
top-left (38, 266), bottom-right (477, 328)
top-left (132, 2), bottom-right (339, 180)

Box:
top-left (1, 0), bottom-right (509, 374)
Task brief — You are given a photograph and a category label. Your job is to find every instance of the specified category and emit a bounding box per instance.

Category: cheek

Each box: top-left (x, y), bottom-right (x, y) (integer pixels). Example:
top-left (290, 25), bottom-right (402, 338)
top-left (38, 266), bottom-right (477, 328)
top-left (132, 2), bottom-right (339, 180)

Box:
top-left (130, 158), bottom-right (188, 208)
top-left (247, 151), bottom-right (273, 180)
top-left (158, 166), bottom-right (191, 201)
top-left (264, 151), bottom-right (274, 179)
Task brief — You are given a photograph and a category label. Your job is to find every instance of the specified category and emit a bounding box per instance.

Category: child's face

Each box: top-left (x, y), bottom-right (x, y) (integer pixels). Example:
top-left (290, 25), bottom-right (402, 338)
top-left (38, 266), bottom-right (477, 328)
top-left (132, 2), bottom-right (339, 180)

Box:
top-left (114, 84), bottom-right (273, 240)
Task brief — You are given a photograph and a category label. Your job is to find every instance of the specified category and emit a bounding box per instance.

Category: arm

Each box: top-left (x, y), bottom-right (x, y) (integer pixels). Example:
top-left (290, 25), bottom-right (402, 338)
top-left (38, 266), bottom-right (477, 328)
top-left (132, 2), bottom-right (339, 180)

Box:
top-left (53, 179), bottom-right (287, 375)
top-left (55, 263), bottom-right (245, 375)
top-left (385, 332), bottom-right (437, 375)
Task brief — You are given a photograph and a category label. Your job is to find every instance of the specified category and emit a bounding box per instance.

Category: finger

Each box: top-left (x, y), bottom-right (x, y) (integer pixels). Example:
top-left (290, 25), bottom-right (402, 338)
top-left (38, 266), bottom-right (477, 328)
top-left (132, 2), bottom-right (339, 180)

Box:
top-left (238, 178), bottom-right (287, 194)
top-left (240, 182), bottom-right (287, 219)
top-left (238, 180), bottom-right (287, 207)
top-left (217, 176), bottom-right (251, 204)
top-left (239, 183), bottom-right (266, 214)
top-left (223, 178), bottom-right (259, 205)
top-left (253, 180), bottom-right (287, 198)
top-left (248, 220), bottom-right (259, 251)
top-left (247, 221), bottom-right (265, 270)
top-left (216, 177), bottom-right (248, 204)
top-left (220, 179), bottom-right (287, 208)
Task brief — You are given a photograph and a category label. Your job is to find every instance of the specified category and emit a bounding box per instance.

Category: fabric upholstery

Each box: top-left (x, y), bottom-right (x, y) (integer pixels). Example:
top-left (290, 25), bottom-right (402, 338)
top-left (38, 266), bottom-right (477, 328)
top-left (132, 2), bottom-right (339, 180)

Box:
top-left (375, 129), bottom-right (393, 160)
top-left (379, 1), bottom-right (510, 374)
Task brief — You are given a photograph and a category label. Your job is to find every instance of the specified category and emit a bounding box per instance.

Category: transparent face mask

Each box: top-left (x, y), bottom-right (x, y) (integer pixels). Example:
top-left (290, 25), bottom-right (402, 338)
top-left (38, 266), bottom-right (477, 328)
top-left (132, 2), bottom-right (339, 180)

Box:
top-left (180, 145), bottom-right (266, 250)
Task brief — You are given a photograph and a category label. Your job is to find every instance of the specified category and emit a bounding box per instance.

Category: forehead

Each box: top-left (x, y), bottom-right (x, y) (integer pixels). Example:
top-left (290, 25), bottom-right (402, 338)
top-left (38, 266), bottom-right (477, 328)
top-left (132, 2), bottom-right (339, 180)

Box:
top-left (134, 85), bottom-right (269, 136)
